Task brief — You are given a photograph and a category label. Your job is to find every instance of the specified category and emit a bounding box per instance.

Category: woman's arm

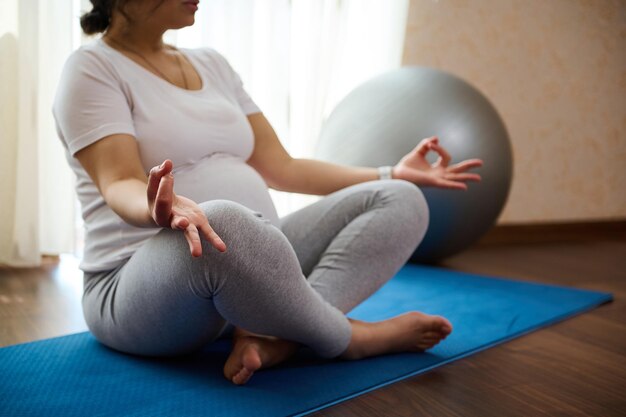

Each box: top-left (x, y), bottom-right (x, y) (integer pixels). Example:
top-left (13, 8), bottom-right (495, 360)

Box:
top-left (246, 113), bottom-right (482, 195)
top-left (75, 134), bottom-right (156, 227)
top-left (246, 113), bottom-right (379, 195)
top-left (75, 134), bottom-right (226, 256)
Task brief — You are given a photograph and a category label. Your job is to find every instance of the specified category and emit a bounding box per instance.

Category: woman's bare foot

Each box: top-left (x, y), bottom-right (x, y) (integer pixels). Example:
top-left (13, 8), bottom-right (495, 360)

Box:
top-left (223, 311), bottom-right (452, 384)
top-left (223, 327), bottom-right (300, 385)
top-left (340, 311), bottom-right (453, 360)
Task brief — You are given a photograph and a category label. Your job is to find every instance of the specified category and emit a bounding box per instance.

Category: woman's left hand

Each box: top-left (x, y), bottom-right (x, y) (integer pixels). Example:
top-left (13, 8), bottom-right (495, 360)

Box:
top-left (392, 136), bottom-right (483, 190)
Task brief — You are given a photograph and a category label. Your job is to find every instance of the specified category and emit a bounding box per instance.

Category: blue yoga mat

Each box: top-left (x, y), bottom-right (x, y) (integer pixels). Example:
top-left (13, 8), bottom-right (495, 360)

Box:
top-left (0, 265), bottom-right (612, 416)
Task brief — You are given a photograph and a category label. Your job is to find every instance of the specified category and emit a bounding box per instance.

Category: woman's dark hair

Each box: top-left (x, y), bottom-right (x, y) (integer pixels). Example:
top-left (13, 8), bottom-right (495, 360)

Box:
top-left (80, 0), bottom-right (165, 35)
top-left (80, 0), bottom-right (116, 35)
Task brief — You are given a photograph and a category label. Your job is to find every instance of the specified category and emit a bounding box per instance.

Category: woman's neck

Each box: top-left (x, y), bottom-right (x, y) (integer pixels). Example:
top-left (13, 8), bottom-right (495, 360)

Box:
top-left (104, 18), bottom-right (166, 54)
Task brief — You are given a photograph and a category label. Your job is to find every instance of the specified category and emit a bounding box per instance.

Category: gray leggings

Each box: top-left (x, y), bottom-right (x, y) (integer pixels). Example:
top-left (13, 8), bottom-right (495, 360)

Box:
top-left (82, 179), bottom-right (429, 359)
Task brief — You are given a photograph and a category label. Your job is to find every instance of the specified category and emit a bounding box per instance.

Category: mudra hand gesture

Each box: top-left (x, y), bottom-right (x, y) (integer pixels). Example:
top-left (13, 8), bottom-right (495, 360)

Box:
top-left (393, 136), bottom-right (483, 190)
top-left (147, 159), bottom-right (227, 257)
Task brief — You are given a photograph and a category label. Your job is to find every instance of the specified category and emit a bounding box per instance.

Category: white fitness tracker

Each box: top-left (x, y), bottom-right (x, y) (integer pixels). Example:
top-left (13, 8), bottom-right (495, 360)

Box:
top-left (377, 166), bottom-right (393, 180)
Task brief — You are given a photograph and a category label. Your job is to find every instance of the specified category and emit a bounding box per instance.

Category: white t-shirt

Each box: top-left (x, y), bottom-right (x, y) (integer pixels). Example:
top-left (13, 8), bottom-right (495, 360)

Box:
top-left (53, 38), bottom-right (279, 272)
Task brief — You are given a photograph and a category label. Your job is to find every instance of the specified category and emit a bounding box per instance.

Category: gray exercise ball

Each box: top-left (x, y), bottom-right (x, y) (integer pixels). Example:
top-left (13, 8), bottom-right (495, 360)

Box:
top-left (315, 67), bottom-right (513, 263)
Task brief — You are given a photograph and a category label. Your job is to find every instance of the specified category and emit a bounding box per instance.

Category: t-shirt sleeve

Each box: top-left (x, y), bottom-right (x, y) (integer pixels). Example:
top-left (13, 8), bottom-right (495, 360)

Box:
top-left (53, 48), bottom-right (136, 156)
top-left (206, 48), bottom-right (261, 115)
top-left (230, 68), bottom-right (261, 115)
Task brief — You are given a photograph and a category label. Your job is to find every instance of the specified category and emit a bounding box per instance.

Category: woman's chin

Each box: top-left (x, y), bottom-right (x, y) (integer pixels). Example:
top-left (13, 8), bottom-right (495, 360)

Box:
top-left (169, 17), bottom-right (196, 30)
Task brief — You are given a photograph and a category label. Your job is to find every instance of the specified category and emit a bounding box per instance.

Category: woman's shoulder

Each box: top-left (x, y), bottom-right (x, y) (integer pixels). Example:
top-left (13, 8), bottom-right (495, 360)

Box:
top-left (66, 38), bottom-right (108, 63)
top-left (62, 39), bottom-right (121, 79)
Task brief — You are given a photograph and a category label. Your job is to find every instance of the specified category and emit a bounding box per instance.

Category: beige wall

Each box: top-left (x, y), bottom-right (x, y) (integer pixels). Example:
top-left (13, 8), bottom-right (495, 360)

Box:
top-left (403, 0), bottom-right (626, 223)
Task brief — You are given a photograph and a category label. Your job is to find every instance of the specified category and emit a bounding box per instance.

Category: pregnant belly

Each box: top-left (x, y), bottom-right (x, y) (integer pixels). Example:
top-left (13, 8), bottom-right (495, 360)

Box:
top-left (171, 153), bottom-right (280, 227)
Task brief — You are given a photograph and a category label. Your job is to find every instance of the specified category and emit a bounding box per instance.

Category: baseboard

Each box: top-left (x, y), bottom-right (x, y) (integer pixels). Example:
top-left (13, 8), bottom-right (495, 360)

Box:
top-left (477, 220), bottom-right (626, 245)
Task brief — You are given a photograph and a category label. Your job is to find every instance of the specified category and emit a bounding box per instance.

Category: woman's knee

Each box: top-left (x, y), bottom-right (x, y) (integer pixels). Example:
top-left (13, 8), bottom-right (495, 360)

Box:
top-left (196, 199), bottom-right (293, 270)
top-left (198, 200), bottom-right (268, 235)
top-left (194, 200), bottom-right (304, 303)
top-left (378, 179), bottom-right (430, 243)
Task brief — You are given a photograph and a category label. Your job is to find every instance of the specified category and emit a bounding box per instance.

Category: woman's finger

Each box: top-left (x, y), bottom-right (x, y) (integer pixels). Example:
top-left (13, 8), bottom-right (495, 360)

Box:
top-left (183, 223), bottom-right (203, 257)
top-left (445, 172), bottom-right (482, 182)
top-left (147, 167), bottom-right (161, 205)
top-left (199, 221), bottom-right (227, 253)
top-left (429, 143), bottom-right (452, 167)
top-left (153, 173), bottom-right (174, 226)
top-left (435, 178), bottom-right (467, 190)
top-left (448, 159), bottom-right (483, 173)
top-left (170, 214), bottom-right (190, 230)
top-left (414, 136), bottom-right (438, 157)
top-left (147, 160), bottom-right (172, 207)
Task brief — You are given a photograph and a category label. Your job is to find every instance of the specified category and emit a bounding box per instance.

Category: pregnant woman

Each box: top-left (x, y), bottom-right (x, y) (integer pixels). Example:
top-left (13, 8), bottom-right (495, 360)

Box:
top-left (53, 0), bottom-right (482, 385)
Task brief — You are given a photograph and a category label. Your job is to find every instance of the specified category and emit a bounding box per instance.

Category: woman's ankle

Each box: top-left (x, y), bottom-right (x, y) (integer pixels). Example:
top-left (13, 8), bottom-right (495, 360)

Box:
top-left (339, 318), bottom-right (371, 360)
top-left (232, 326), bottom-right (301, 350)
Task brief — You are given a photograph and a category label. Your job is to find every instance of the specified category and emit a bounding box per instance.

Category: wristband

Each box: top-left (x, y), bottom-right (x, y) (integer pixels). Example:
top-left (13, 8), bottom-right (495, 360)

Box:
top-left (377, 166), bottom-right (393, 180)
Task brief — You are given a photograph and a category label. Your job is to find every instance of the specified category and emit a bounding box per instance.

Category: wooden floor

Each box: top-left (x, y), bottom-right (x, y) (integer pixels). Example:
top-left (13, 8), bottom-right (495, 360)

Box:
top-left (1, 235), bottom-right (625, 416)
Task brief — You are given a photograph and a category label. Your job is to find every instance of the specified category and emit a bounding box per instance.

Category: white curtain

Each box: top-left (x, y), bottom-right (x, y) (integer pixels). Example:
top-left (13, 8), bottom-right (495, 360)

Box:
top-left (0, 0), bottom-right (409, 266)
top-left (0, 0), bottom-right (79, 267)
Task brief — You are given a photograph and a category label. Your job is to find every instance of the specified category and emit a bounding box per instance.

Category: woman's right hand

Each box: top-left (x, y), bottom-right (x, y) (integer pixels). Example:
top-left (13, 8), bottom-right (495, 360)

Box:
top-left (147, 160), bottom-right (227, 257)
